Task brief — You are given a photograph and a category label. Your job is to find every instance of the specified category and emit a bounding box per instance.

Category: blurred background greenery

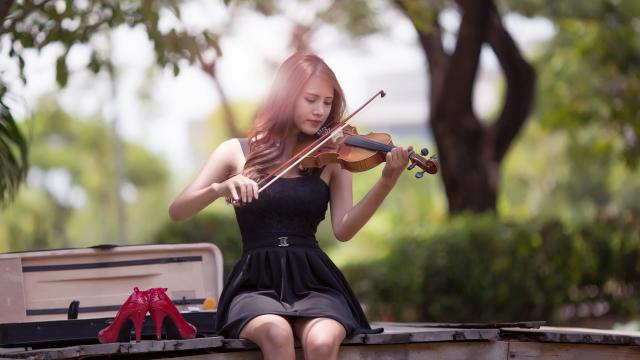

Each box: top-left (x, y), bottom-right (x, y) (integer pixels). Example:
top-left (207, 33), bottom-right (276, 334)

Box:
top-left (1, 0), bottom-right (639, 330)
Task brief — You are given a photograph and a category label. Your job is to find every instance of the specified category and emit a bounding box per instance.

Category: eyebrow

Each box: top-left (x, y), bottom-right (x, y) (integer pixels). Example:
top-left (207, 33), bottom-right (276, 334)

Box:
top-left (304, 92), bottom-right (333, 100)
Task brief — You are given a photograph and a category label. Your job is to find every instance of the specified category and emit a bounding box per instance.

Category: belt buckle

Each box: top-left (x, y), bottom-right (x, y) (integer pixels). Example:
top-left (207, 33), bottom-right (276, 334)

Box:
top-left (277, 236), bottom-right (290, 247)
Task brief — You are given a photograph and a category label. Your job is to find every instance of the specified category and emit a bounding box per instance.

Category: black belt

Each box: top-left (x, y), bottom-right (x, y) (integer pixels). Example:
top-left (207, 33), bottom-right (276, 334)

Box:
top-left (243, 235), bottom-right (319, 251)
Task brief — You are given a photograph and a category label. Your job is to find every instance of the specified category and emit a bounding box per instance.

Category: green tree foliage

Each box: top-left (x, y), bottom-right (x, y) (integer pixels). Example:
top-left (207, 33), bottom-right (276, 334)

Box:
top-left (232, 0), bottom-right (382, 38)
top-left (0, 89), bottom-right (28, 206)
top-left (199, 100), bottom-right (259, 154)
top-left (0, 0), bottom-right (221, 204)
top-left (499, 121), bottom-right (640, 222)
top-left (0, 102), bottom-right (169, 251)
top-left (503, 0), bottom-right (640, 166)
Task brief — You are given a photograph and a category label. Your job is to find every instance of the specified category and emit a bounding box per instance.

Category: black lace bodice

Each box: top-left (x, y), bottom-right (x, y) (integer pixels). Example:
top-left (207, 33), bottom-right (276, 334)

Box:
top-left (233, 176), bottom-right (329, 243)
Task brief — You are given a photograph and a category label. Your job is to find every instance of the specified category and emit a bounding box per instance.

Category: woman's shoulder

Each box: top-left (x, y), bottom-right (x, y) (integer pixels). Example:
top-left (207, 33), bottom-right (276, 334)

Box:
top-left (323, 162), bottom-right (350, 185)
top-left (212, 138), bottom-right (247, 171)
top-left (216, 138), bottom-right (247, 154)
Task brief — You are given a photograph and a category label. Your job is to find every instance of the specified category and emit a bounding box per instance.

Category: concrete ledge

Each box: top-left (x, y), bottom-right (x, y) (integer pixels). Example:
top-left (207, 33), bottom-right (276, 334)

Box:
top-left (2, 323), bottom-right (639, 359)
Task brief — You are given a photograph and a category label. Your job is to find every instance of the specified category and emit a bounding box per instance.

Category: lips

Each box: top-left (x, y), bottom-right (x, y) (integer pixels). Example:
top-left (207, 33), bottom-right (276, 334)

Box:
top-left (307, 120), bottom-right (322, 126)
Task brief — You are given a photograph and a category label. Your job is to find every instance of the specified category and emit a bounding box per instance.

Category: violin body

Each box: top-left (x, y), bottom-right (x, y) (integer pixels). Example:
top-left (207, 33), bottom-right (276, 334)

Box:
top-left (296, 125), bottom-right (438, 177)
top-left (298, 129), bottom-right (393, 172)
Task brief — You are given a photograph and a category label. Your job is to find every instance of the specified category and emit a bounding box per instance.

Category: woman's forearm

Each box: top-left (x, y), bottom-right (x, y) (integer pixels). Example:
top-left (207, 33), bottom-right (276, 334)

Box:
top-left (168, 184), bottom-right (222, 222)
top-left (334, 178), bottom-right (395, 241)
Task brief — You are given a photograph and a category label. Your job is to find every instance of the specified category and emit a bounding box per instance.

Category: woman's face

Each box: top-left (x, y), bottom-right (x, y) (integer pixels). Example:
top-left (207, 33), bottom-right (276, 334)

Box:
top-left (293, 74), bottom-right (334, 136)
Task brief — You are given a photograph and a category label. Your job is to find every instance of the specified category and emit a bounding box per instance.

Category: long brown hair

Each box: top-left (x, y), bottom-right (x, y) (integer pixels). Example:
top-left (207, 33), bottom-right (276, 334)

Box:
top-left (243, 52), bottom-right (346, 181)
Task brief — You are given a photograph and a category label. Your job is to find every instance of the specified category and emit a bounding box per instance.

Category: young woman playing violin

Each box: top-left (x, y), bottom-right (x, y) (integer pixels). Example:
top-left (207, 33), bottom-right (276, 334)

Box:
top-left (169, 52), bottom-right (412, 360)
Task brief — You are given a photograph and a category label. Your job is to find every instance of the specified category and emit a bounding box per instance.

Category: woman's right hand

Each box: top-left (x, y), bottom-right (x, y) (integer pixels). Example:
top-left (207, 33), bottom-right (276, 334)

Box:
top-left (212, 173), bottom-right (259, 206)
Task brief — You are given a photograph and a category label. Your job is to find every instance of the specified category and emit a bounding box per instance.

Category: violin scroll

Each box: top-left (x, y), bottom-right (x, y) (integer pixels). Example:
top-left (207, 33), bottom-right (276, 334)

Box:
top-left (407, 149), bottom-right (439, 179)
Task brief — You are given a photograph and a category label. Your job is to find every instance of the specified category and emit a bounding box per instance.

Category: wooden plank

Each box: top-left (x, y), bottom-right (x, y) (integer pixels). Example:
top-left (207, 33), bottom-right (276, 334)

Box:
top-left (223, 328), bottom-right (499, 349)
top-left (222, 338), bottom-right (258, 350)
top-left (166, 353), bottom-right (264, 360)
top-left (0, 337), bottom-right (224, 359)
top-left (501, 326), bottom-right (640, 346)
top-left (165, 342), bottom-right (509, 360)
top-left (338, 342), bottom-right (509, 360)
top-left (361, 328), bottom-right (499, 345)
top-left (509, 340), bottom-right (640, 360)
top-left (374, 321), bottom-right (545, 329)
top-left (3, 326), bottom-right (640, 359)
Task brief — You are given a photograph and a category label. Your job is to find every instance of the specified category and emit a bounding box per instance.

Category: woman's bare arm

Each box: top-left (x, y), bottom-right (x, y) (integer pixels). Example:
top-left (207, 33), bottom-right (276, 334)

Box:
top-left (168, 139), bottom-right (246, 222)
top-left (329, 147), bottom-right (410, 241)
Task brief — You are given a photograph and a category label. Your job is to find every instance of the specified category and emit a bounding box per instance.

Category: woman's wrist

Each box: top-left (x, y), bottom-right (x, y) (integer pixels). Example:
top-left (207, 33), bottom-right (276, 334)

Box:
top-left (209, 182), bottom-right (222, 200)
top-left (378, 176), bottom-right (397, 190)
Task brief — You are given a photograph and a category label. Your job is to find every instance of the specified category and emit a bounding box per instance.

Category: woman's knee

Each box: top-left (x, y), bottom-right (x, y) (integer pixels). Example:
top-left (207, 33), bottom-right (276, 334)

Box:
top-left (241, 315), bottom-right (294, 350)
top-left (262, 322), bottom-right (294, 348)
top-left (304, 332), bottom-right (342, 357)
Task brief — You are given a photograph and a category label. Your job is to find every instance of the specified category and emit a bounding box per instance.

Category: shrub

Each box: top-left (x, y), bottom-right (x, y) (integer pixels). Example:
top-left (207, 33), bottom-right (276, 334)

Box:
top-left (343, 213), bottom-right (640, 325)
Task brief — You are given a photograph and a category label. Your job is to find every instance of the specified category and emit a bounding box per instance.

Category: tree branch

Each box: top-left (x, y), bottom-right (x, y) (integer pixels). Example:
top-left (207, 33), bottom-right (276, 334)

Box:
top-left (486, 2), bottom-right (535, 162)
top-left (393, 0), bottom-right (448, 115)
top-left (0, 0), bottom-right (53, 35)
top-left (419, 13), bottom-right (448, 110)
top-left (196, 52), bottom-right (242, 138)
top-left (0, 0), bottom-right (15, 24)
top-left (443, 0), bottom-right (491, 113)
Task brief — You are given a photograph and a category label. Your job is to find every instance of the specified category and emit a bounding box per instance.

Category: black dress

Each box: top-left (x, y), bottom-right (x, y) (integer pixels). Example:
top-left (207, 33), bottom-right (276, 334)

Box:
top-left (214, 172), bottom-right (383, 339)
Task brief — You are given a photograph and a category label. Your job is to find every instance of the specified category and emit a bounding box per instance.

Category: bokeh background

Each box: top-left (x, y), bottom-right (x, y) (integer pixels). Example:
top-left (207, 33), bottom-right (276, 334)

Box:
top-left (1, 0), bottom-right (639, 330)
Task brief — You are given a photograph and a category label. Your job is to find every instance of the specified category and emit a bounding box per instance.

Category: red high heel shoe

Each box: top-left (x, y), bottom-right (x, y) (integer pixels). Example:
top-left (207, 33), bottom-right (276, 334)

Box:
top-left (148, 288), bottom-right (197, 340)
top-left (98, 287), bottom-right (149, 343)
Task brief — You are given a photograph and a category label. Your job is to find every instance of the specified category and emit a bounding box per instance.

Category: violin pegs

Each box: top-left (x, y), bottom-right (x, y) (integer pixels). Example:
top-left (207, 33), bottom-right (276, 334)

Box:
top-left (415, 171), bottom-right (425, 179)
top-left (420, 148), bottom-right (429, 156)
top-left (407, 163), bottom-right (417, 171)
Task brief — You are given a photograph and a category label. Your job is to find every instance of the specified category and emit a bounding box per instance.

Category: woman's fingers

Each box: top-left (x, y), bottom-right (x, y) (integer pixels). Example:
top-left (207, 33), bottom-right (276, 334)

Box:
top-left (252, 182), bottom-right (259, 200)
top-left (224, 175), bottom-right (260, 205)
top-left (228, 183), bottom-right (239, 204)
top-left (241, 178), bottom-right (259, 203)
top-left (402, 146), bottom-right (411, 163)
top-left (387, 147), bottom-right (406, 167)
top-left (383, 146), bottom-right (411, 179)
top-left (386, 150), bottom-right (397, 167)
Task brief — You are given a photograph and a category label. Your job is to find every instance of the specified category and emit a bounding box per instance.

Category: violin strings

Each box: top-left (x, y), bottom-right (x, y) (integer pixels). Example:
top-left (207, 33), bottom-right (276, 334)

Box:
top-left (347, 135), bottom-right (395, 152)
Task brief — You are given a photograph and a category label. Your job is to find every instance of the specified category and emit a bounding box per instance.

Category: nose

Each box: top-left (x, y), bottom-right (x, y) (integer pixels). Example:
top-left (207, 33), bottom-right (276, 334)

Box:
top-left (312, 103), bottom-right (325, 117)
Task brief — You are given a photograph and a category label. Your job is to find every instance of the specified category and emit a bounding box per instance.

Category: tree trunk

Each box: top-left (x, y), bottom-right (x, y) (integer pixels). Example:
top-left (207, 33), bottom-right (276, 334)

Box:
top-left (396, 0), bottom-right (535, 214)
top-left (198, 56), bottom-right (243, 138)
top-left (0, 0), bottom-right (14, 22)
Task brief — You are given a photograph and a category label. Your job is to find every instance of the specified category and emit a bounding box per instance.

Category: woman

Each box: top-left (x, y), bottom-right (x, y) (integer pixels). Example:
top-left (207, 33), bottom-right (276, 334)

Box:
top-left (169, 52), bottom-right (411, 360)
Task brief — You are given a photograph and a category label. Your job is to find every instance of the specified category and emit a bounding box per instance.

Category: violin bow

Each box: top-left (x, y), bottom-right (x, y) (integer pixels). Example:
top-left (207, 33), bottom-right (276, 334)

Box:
top-left (257, 90), bottom-right (386, 193)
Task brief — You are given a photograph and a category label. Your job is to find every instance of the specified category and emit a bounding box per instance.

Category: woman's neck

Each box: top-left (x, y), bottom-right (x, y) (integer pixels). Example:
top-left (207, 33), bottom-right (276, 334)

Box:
top-left (281, 130), bottom-right (300, 158)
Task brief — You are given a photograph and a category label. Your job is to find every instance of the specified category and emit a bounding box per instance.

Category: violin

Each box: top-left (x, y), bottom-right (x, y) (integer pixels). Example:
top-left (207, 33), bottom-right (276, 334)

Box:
top-left (256, 90), bottom-right (438, 193)
top-left (295, 124), bottom-right (439, 178)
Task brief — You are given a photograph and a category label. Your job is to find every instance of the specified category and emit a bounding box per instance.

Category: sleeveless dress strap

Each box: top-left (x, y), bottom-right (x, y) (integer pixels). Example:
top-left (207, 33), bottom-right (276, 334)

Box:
top-left (238, 138), bottom-right (249, 158)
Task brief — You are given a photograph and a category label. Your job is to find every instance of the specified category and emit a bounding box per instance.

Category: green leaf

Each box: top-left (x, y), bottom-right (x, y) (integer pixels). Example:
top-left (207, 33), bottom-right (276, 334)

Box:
top-left (0, 90), bottom-right (29, 206)
top-left (88, 52), bottom-right (101, 74)
top-left (55, 54), bottom-right (68, 87)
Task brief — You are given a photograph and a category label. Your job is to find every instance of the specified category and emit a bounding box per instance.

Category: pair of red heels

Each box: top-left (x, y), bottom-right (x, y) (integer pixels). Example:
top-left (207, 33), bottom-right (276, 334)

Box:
top-left (97, 287), bottom-right (197, 343)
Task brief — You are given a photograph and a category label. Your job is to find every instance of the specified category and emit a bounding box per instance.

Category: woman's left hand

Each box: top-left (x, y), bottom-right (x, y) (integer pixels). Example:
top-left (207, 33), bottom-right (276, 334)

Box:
top-left (381, 146), bottom-right (412, 187)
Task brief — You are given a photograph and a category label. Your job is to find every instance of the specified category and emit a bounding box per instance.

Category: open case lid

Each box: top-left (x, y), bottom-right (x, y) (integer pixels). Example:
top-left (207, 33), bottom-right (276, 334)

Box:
top-left (0, 243), bottom-right (223, 324)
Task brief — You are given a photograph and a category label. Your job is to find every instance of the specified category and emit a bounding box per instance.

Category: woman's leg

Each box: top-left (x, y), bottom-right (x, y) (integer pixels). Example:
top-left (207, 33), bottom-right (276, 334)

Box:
top-left (293, 317), bottom-right (346, 360)
top-left (239, 314), bottom-right (295, 360)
